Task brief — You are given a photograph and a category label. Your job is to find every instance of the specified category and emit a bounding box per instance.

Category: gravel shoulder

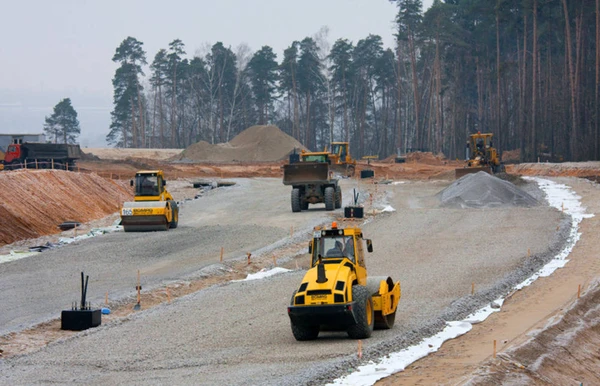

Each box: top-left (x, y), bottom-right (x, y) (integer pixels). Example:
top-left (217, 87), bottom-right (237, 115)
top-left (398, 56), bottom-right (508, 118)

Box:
top-left (0, 177), bottom-right (568, 385)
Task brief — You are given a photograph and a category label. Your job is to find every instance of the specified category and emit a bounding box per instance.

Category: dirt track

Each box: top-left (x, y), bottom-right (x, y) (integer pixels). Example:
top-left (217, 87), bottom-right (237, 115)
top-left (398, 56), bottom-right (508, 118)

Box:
top-left (0, 176), bottom-right (567, 385)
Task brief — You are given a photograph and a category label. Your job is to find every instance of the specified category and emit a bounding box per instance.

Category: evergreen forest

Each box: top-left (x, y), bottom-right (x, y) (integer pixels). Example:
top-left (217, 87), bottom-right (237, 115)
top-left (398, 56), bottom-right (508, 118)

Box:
top-left (107, 0), bottom-right (600, 163)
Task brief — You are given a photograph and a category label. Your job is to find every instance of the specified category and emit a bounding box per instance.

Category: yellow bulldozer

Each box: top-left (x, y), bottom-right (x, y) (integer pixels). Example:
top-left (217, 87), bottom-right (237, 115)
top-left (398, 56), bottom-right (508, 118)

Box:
top-left (455, 132), bottom-right (505, 179)
top-left (120, 170), bottom-right (179, 232)
top-left (287, 222), bottom-right (401, 340)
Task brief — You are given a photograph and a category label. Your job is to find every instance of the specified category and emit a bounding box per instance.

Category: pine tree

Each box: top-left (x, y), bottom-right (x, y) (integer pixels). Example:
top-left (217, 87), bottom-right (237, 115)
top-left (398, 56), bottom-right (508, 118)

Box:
top-left (247, 46), bottom-right (278, 125)
top-left (43, 98), bottom-right (80, 144)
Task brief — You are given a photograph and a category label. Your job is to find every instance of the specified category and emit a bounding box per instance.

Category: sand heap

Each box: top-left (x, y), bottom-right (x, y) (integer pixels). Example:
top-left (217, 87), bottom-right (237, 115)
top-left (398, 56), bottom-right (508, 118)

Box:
top-left (438, 171), bottom-right (538, 208)
top-left (176, 125), bottom-right (305, 162)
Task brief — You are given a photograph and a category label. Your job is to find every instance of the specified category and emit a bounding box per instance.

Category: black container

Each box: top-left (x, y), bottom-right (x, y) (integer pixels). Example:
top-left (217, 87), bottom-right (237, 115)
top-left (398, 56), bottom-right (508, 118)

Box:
top-left (360, 169), bottom-right (374, 178)
top-left (61, 309), bottom-right (102, 331)
top-left (344, 206), bottom-right (364, 218)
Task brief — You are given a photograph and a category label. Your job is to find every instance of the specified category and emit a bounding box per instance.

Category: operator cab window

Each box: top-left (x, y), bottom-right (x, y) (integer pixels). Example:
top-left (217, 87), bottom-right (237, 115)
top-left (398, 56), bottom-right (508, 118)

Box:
top-left (313, 236), bottom-right (356, 264)
top-left (135, 175), bottom-right (159, 196)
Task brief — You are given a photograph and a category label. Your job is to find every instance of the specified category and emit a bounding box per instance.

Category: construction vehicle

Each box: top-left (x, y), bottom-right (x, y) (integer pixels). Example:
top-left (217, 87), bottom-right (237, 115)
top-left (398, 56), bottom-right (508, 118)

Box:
top-left (283, 152), bottom-right (341, 212)
top-left (120, 170), bottom-right (179, 232)
top-left (2, 142), bottom-right (81, 170)
top-left (455, 132), bottom-right (505, 179)
top-left (287, 222), bottom-right (400, 340)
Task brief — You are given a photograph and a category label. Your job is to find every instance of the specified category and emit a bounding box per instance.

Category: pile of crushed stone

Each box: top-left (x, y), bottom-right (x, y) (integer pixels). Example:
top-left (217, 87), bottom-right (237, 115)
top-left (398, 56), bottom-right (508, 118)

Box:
top-left (174, 125), bottom-right (305, 162)
top-left (438, 171), bottom-right (538, 208)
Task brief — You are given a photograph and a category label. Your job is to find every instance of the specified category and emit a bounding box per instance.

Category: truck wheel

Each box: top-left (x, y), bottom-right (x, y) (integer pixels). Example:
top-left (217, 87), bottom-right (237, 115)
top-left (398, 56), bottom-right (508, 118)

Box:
top-left (169, 201), bottom-right (179, 229)
top-left (347, 285), bottom-right (374, 339)
top-left (324, 187), bottom-right (335, 211)
top-left (291, 188), bottom-right (301, 212)
top-left (335, 186), bottom-right (342, 209)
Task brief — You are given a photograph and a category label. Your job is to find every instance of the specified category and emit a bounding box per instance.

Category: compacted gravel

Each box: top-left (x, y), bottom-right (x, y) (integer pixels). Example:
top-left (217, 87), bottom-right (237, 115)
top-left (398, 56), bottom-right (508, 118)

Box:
top-left (0, 177), bottom-right (568, 385)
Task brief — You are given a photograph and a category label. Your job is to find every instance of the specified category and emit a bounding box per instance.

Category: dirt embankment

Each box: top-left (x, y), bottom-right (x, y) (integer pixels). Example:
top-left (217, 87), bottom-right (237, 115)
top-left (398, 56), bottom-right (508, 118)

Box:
top-left (0, 170), bottom-right (131, 246)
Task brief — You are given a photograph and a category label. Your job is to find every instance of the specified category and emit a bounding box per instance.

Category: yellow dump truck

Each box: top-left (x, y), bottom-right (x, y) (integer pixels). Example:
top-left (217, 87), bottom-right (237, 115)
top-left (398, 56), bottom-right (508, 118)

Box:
top-left (120, 170), bottom-right (179, 232)
top-left (287, 222), bottom-right (401, 340)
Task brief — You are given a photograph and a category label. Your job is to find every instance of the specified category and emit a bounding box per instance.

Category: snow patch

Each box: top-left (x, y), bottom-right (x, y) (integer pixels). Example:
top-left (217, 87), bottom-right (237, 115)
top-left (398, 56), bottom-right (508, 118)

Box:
top-left (234, 267), bottom-right (291, 282)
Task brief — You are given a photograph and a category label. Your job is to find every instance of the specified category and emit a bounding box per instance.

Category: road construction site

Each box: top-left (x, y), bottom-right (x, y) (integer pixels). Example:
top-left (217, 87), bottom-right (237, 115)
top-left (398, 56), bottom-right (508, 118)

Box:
top-left (1, 126), bottom-right (600, 385)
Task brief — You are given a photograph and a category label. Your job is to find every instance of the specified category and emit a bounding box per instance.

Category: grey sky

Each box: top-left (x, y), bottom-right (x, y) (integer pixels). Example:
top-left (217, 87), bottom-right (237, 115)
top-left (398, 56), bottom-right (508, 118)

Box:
top-left (0, 0), bottom-right (433, 147)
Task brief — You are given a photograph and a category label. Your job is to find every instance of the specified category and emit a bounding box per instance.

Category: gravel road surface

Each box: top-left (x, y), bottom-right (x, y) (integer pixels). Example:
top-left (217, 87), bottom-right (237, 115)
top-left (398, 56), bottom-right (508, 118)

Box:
top-left (0, 178), bottom-right (568, 385)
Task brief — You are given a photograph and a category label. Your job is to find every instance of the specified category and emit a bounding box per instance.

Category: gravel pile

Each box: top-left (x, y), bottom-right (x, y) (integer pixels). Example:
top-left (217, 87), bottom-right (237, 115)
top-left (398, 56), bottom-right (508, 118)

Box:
top-left (438, 171), bottom-right (538, 208)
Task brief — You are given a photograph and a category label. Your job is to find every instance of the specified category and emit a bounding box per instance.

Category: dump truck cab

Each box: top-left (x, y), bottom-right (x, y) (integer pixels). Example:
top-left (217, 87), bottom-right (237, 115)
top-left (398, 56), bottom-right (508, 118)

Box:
top-left (288, 222), bottom-right (400, 340)
top-left (120, 170), bottom-right (179, 232)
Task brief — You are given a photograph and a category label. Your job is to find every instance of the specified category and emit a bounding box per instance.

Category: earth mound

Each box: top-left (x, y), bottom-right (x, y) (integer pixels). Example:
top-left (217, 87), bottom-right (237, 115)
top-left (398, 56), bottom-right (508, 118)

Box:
top-left (176, 125), bottom-right (305, 162)
top-left (437, 171), bottom-right (538, 208)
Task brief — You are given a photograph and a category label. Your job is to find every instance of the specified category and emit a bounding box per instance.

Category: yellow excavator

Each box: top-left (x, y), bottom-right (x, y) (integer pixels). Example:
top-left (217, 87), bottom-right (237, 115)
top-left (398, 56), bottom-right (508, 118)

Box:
top-left (120, 170), bottom-right (179, 232)
top-left (455, 132), bottom-right (505, 179)
top-left (301, 142), bottom-right (357, 177)
top-left (287, 222), bottom-right (400, 340)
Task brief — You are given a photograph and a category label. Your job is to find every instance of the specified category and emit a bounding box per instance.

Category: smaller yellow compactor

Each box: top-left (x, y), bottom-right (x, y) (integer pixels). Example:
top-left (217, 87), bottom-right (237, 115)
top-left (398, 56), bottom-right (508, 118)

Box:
top-left (120, 170), bottom-right (179, 232)
top-left (288, 222), bottom-right (400, 340)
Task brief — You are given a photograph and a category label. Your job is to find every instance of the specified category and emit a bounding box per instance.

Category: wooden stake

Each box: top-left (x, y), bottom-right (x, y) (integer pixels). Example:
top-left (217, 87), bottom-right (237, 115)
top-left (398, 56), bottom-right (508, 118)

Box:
top-left (272, 255), bottom-right (277, 266)
top-left (166, 287), bottom-right (171, 303)
top-left (105, 291), bottom-right (108, 305)
top-left (290, 226), bottom-right (294, 238)
top-left (220, 247), bottom-right (224, 262)
top-left (471, 282), bottom-right (475, 295)
top-left (358, 340), bottom-right (363, 359)
top-left (295, 260), bottom-right (299, 270)
top-left (247, 252), bottom-right (251, 265)
top-left (577, 284), bottom-right (581, 299)
top-left (527, 248), bottom-right (531, 257)
top-left (493, 340), bottom-right (497, 358)
top-left (137, 270), bottom-right (141, 304)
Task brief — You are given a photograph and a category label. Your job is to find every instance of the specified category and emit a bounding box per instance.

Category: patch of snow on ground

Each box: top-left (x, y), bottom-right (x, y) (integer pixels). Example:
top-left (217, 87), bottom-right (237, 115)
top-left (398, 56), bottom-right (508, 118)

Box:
top-left (234, 267), bottom-right (291, 282)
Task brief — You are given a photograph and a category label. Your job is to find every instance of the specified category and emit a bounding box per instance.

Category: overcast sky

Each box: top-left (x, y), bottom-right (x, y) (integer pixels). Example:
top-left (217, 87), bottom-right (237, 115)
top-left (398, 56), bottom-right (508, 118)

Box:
top-left (0, 0), bottom-right (433, 148)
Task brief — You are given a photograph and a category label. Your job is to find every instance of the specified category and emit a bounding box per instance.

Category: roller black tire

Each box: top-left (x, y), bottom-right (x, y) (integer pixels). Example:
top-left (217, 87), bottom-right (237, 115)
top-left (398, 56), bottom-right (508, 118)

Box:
top-left (291, 188), bottom-right (301, 212)
top-left (335, 186), bottom-right (342, 209)
top-left (301, 200), bottom-right (309, 210)
top-left (291, 322), bottom-right (320, 341)
top-left (347, 285), bottom-right (374, 339)
top-left (169, 201), bottom-right (179, 229)
top-left (324, 187), bottom-right (335, 211)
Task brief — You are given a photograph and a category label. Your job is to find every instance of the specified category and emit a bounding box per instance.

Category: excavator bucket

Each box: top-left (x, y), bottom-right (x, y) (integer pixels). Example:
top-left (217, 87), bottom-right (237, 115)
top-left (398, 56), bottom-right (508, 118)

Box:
top-left (454, 166), bottom-right (492, 179)
top-left (120, 201), bottom-right (170, 232)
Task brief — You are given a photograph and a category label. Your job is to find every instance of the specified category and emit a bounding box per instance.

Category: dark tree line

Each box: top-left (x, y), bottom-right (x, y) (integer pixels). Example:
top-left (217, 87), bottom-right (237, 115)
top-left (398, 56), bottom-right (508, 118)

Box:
top-left (108, 0), bottom-right (599, 163)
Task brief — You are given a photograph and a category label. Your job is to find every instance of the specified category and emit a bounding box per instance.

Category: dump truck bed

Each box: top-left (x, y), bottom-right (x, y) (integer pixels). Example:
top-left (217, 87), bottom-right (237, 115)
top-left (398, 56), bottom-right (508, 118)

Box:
top-left (283, 162), bottom-right (332, 185)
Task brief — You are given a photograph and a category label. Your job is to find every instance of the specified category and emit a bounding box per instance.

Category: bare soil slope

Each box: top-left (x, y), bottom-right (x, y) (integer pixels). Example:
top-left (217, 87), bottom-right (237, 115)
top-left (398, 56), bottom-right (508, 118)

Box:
top-left (0, 170), bottom-right (131, 246)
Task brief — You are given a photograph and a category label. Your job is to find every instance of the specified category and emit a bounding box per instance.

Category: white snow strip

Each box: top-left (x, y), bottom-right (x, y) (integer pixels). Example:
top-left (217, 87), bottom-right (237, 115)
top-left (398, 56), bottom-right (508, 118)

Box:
top-left (329, 177), bottom-right (593, 386)
top-left (0, 250), bottom-right (42, 264)
top-left (234, 267), bottom-right (291, 282)
top-left (0, 225), bottom-right (122, 265)
top-left (381, 205), bottom-right (396, 213)
top-left (391, 181), bottom-right (406, 185)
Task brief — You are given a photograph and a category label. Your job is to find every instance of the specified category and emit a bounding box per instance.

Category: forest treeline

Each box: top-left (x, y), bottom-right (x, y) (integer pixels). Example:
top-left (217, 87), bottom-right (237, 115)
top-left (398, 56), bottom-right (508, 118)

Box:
top-left (107, 0), bottom-right (599, 162)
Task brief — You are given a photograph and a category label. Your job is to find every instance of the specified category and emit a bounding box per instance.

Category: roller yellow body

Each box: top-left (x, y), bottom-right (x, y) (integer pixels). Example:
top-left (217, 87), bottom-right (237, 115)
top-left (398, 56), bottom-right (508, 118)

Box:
top-left (120, 170), bottom-right (179, 232)
top-left (287, 223), bottom-right (401, 340)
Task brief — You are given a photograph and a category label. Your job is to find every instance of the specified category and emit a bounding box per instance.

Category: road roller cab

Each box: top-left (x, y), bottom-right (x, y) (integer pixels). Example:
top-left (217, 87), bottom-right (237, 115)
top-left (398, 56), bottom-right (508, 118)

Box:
top-left (287, 222), bottom-right (401, 340)
top-left (120, 170), bottom-right (179, 232)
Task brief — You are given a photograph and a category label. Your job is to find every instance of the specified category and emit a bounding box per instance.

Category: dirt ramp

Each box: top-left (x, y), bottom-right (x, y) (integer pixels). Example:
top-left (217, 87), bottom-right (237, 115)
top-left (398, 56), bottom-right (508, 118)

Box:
top-left (0, 170), bottom-right (131, 246)
top-left (438, 171), bottom-right (538, 208)
top-left (177, 125), bottom-right (305, 162)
